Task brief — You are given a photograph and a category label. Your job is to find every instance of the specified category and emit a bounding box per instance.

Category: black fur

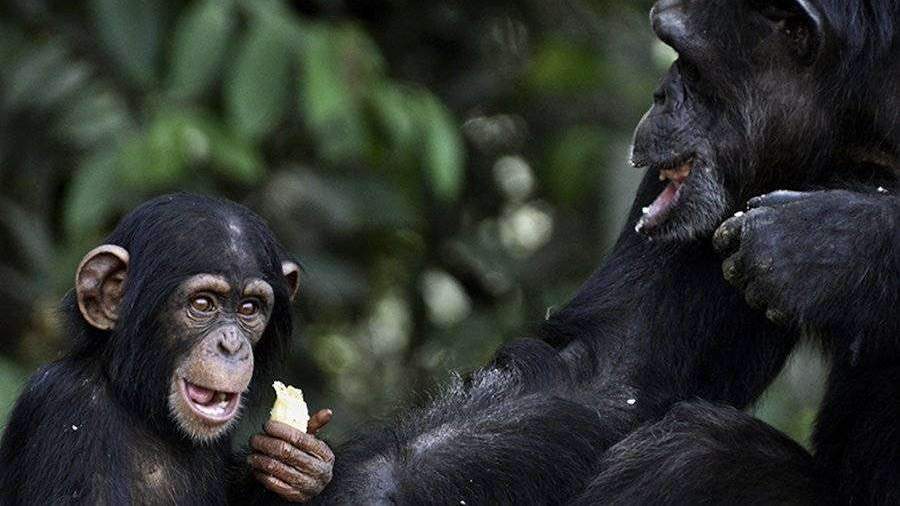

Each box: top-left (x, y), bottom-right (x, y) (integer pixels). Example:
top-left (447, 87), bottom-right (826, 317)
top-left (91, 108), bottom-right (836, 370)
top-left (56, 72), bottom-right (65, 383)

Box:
top-left (0, 194), bottom-right (294, 505)
top-left (571, 401), bottom-right (833, 506)
top-left (319, 0), bottom-right (900, 503)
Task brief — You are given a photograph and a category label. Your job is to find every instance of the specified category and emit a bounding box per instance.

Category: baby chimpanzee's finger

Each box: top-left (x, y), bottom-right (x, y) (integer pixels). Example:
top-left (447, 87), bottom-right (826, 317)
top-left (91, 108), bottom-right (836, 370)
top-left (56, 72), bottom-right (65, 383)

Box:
top-left (307, 409), bottom-right (333, 436)
top-left (265, 420), bottom-right (335, 463)
top-left (252, 471), bottom-right (312, 503)
top-left (250, 435), bottom-right (331, 476)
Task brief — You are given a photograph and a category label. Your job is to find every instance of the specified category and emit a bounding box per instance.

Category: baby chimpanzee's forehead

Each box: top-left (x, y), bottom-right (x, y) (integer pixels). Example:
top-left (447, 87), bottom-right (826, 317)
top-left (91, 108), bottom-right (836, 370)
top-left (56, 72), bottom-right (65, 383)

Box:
top-left (109, 193), bottom-right (284, 285)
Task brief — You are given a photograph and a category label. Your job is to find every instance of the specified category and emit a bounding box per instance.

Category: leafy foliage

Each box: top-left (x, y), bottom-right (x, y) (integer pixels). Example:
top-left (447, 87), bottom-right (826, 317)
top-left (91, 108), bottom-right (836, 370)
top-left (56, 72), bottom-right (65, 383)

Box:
top-left (0, 0), bottom-right (819, 443)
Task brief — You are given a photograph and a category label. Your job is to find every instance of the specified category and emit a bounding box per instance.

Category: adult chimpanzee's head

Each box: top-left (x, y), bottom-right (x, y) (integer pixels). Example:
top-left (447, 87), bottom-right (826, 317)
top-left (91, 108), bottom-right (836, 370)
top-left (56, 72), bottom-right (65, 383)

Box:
top-left (70, 194), bottom-right (299, 442)
top-left (631, 0), bottom-right (900, 240)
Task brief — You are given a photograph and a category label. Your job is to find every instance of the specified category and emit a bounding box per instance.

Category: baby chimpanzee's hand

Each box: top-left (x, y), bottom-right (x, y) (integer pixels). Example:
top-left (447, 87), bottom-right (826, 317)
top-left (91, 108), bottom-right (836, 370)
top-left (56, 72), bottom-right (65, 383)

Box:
top-left (248, 410), bottom-right (335, 503)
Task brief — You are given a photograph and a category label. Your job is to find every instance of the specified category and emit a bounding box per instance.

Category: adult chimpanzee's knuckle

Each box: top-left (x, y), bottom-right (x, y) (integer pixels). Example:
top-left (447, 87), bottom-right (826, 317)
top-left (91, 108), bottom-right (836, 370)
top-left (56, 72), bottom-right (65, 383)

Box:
top-left (722, 256), bottom-right (741, 284)
top-left (713, 223), bottom-right (735, 253)
top-left (744, 283), bottom-right (768, 310)
top-left (753, 255), bottom-right (774, 273)
top-left (765, 307), bottom-right (790, 324)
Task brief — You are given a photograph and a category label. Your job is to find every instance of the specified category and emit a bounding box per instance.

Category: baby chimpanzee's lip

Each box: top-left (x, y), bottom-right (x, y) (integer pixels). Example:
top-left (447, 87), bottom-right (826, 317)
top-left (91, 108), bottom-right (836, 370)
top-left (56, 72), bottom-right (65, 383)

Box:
top-left (179, 378), bottom-right (241, 425)
top-left (635, 153), bottom-right (696, 234)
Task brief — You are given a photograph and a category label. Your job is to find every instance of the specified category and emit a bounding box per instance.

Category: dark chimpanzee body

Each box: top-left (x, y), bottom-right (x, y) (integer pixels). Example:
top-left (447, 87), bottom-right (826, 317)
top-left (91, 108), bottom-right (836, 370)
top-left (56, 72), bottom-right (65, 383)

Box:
top-left (318, 0), bottom-right (899, 504)
top-left (0, 194), bottom-right (334, 504)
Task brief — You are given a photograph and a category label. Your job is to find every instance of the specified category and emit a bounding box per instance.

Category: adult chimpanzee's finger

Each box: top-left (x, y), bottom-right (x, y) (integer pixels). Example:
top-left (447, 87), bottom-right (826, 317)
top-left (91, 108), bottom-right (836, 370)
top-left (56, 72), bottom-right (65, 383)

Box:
top-left (265, 420), bottom-right (335, 463)
top-left (765, 307), bottom-right (790, 325)
top-left (742, 282), bottom-right (768, 311)
top-left (713, 213), bottom-right (746, 256)
top-left (307, 409), bottom-right (333, 436)
top-left (250, 435), bottom-right (331, 476)
top-left (747, 190), bottom-right (812, 209)
top-left (252, 471), bottom-right (312, 503)
top-left (721, 253), bottom-right (747, 289)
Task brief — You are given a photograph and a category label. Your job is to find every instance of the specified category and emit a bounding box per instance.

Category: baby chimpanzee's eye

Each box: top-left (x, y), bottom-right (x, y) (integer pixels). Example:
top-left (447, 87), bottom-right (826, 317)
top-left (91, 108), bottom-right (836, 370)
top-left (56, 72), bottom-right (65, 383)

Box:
top-left (191, 296), bottom-right (214, 313)
top-left (238, 300), bottom-right (259, 317)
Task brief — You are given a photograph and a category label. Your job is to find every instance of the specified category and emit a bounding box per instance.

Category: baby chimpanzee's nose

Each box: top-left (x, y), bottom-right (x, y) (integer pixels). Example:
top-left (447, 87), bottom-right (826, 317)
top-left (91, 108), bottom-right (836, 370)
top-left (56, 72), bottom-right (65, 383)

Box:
top-left (217, 327), bottom-right (246, 357)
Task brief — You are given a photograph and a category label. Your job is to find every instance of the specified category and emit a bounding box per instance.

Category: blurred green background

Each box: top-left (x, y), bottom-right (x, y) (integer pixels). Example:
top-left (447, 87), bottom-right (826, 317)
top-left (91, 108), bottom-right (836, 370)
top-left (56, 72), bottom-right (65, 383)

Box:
top-left (0, 0), bottom-right (823, 446)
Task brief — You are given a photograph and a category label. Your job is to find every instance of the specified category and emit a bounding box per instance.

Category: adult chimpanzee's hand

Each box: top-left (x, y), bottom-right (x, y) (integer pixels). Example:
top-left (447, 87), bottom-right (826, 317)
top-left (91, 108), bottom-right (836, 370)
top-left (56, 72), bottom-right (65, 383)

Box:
top-left (248, 410), bottom-right (335, 503)
top-left (713, 189), bottom-right (898, 331)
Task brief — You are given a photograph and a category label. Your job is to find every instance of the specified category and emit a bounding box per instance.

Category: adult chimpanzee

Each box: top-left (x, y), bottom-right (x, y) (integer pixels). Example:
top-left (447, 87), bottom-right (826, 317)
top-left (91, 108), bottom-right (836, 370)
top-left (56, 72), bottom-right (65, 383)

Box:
top-left (0, 194), bottom-right (334, 504)
top-left (316, 0), bottom-right (899, 504)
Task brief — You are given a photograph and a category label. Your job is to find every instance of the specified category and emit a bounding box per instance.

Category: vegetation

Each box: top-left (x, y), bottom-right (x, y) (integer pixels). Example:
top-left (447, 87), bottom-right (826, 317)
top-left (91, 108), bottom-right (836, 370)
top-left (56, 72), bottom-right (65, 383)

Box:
top-left (0, 0), bottom-right (820, 444)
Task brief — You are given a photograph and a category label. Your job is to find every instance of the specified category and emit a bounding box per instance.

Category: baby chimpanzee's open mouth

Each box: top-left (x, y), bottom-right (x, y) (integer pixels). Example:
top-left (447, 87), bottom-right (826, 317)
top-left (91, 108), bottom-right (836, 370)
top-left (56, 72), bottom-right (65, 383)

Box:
top-left (179, 379), bottom-right (241, 424)
top-left (636, 154), bottom-right (695, 233)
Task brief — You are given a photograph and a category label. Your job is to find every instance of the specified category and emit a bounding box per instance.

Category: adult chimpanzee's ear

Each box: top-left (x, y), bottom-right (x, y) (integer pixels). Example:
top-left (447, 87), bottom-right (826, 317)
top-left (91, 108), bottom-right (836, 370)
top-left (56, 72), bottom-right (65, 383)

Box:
top-left (75, 245), bottom-right (130, 330)
top-left (281, 261), bottom-right (301, 302)
top-left (755, 0), bottom-right (831, 64)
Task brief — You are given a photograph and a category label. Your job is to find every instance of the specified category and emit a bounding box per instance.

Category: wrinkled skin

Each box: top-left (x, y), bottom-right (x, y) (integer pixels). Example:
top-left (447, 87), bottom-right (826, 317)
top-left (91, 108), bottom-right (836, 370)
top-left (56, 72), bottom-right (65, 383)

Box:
top-left (249, 415), bottom-right (335, 503)
top-left (714, 189), bottom-right (899, 367)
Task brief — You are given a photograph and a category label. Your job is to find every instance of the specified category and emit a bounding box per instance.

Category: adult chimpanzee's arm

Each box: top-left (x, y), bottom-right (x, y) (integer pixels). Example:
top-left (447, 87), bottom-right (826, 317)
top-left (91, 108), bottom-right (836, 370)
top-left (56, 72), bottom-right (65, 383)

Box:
top-left (813, 365), bottom-right (900, 506)
top-left (570, 401), bottom-right (834, 506)
top-left (316, 172), bottom-right (798, 503)
top-left (714, 189), bottom-right (900, 366)
top-left (316, 340), bottom-right (615, 504)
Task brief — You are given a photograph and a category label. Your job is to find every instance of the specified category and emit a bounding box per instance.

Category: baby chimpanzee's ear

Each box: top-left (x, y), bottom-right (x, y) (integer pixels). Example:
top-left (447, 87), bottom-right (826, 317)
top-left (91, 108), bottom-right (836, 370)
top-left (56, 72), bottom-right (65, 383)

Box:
top-left (76, 245), bottom-right (130, 330)
top-left (281, 261), bottom-right (300, 302)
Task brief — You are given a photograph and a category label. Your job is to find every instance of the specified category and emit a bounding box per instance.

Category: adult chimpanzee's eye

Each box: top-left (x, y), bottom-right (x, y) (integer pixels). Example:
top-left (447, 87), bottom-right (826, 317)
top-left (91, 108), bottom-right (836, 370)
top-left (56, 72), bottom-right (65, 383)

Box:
top-left (238, 300), bottom-right (259, 317)
top-left (191, 296), bottom-right (214, 313)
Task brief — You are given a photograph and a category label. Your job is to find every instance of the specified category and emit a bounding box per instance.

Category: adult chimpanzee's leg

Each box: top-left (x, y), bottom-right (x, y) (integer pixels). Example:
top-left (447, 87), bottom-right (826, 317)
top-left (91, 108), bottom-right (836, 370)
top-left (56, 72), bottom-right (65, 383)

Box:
top-left (570, 401), bottom-right (834, 506)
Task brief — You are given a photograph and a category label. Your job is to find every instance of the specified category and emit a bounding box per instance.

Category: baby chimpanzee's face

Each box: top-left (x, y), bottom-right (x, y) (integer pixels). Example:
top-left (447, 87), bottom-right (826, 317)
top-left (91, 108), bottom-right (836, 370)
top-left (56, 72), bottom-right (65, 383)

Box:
top-left (166, 274), bottom-right (275, 441)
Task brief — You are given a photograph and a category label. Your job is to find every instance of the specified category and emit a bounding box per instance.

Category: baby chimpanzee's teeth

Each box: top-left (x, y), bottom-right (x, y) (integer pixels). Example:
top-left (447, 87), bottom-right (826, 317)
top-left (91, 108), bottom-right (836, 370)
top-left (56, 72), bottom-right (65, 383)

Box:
top-left (215, 392), bottom-right (227, 403)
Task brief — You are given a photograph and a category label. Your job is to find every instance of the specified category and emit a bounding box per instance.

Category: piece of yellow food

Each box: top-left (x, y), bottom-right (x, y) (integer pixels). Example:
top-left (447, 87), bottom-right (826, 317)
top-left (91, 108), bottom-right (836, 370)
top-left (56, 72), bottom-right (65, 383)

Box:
top-left (270, 381), bottom-right (309, 432)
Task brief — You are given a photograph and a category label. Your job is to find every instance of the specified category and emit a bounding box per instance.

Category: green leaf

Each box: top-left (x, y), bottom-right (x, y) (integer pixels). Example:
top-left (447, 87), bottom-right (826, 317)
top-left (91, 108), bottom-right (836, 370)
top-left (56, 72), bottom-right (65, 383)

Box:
top-left (89, 0), bottom-right (163, 88)
top-left (368, 83), bottom-right (417, 156)
top-left (167, 0), bottom-right (236, 99)
top-left (3, 42), bottom-right (67, 109)
top-left (64, 149), bottom-right (122, 238)
top-left (202, 121), bottom-right (265, 184)
top-left (121, 108), bottom-right (264, 187)
top-left (297, 25), bottom-right (369, 164)
top-left (224, 23), bottom-right (291, 140)
top-left (418, 94), bottom-right (465, 204)
top-left (0, 199), bottom-right (53, 276)
top-left (54, 84), bottom-right (134, 148)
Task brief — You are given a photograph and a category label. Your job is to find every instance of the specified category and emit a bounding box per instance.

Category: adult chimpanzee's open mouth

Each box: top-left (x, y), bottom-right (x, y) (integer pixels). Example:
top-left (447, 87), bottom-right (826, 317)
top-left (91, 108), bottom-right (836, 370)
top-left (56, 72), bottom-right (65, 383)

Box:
top-left (179, 378), bottom-right (241, 424)
top-left (636, 153), bottom-right (696, 233)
